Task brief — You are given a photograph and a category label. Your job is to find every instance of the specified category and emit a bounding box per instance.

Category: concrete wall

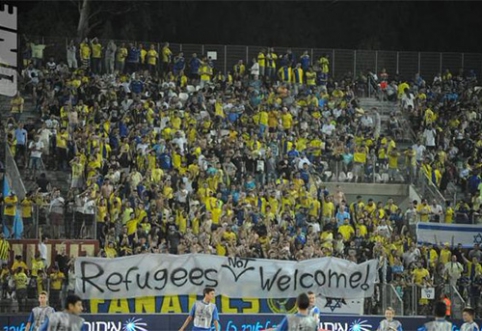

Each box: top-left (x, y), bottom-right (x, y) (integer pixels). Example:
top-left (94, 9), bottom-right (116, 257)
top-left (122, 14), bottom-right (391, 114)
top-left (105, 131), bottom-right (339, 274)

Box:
top-left (322, 182), bottom-right (410, 208)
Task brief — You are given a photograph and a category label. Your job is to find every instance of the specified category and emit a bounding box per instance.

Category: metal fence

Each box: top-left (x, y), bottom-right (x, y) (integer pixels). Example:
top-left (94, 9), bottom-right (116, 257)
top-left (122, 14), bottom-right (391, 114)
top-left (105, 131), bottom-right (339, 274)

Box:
top-left (31, 36), bottom-right (482, 82)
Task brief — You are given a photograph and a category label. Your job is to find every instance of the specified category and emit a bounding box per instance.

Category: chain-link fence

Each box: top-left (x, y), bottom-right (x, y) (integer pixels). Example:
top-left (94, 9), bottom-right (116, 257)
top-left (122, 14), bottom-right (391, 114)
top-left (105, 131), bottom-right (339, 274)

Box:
top-left (28, 36), bottom-right (482, 82)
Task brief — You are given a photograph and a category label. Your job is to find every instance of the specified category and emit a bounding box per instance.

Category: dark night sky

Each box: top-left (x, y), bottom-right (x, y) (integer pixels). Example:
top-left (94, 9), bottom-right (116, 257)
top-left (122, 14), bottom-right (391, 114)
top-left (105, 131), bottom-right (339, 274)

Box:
top-left (9, 1), bottom-right (482, 53)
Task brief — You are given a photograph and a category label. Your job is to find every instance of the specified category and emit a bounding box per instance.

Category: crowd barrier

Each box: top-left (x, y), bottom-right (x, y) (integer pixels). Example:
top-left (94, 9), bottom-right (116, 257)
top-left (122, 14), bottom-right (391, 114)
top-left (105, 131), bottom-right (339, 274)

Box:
top-left (0, 313), bottom-right (472, 331)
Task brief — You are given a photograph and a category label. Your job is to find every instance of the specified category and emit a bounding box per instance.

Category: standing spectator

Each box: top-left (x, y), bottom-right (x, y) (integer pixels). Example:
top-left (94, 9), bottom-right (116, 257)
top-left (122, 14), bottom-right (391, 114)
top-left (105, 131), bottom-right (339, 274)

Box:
top-left (138, 43), bottom-right (147, 70)
top-left (444, 255), bottom-right (464, 288)
top-left (147, 44), bottom-right (159, 76)
top-left (29, 39), bottom-right (48, 68)
top-left (28, 135), bottom-right (44, 180)
top-left (20, 192), bottom-right (34, 238)
top-left (48, 265), bottom-right (65, 311)
top-left (10, 92), bottom-right (24, 122)
top-left (115, 43), bottom-right (128, 73)
top-left (66, 40), bottom-right (77, 69)
top-left (173, 52), bottom-right (186, 76)
top-left (104, 40), bottom-right (117, 74)
top-left (13, 266), bottom-right (28, 311)
top-left (15, 123), bottom-right (28, 167)
top-left (161, 42), bottom-right (172, 77)
top-left (49, 189), bottom-right (65, 239)
top-left (423, 125), bottom-right (437, 151)
top-left (90, 38), bottom-right (102, 74)
top-left (79, 38), bottom-right (91, 69)
top-left (125, 43), bottom-right (140, 74)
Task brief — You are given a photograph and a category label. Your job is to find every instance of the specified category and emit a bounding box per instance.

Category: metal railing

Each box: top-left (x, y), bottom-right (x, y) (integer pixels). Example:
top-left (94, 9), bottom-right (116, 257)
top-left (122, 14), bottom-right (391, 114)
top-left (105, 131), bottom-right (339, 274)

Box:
top-left (28, 36), bottom-right (482, 82)
top-left (4, 144), bottom-right (26, 200)
top-left (380, 283), bottom-right (404, 316)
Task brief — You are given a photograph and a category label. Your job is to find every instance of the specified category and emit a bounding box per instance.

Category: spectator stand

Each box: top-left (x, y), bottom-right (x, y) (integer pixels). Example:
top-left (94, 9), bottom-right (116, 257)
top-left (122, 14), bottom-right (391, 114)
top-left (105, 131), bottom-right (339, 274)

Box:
top-left (2, 35), bottom-right (482, 319)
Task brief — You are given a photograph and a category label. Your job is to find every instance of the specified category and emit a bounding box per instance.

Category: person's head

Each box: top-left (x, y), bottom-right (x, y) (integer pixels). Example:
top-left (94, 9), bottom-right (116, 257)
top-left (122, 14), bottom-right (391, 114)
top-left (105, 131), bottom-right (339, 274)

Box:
top-left (39, 291), bottom-right (48, 306)
top-left (65, 294), bottom-right (83, 315)
top-left (203, 287), bottom-right (215, 302)
top-left (434, 301), bottom-right (447, 318)
top-left (462, 307), bottom-right (475, 322)
top-left (296, 293), bottom-right (310, 311)
top-left (385, 307), bottom-right (395, 321)
top-left (307, 291), bottom-right (315, 306)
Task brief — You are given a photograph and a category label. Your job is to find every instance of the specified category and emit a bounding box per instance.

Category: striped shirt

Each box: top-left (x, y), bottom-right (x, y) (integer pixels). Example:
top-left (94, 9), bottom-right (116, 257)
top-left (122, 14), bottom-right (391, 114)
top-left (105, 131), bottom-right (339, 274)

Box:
top-left (0, 238), bottom-right (10, 262)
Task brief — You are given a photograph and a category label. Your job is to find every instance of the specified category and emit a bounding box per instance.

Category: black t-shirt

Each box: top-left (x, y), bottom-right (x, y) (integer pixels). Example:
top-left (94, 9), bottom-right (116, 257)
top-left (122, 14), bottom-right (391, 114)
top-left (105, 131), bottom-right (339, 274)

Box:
top-left (37, 177), bottom-right (50, 193)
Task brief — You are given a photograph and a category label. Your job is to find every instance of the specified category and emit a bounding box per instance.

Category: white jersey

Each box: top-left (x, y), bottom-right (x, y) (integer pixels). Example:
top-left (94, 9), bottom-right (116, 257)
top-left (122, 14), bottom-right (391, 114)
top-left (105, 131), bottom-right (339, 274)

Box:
top-left (29, 306), bottom-right (55, 331)
top-left (461, 322), bottom-right (480, 331)
top-left (420, 319), bottom-right (453, 331)
top-left (189, 300), bottom-right (219, 330)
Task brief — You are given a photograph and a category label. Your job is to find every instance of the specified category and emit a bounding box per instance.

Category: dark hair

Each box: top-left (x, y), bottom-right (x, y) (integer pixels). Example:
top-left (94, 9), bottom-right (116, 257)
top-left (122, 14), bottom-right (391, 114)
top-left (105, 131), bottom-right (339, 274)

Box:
top-left (65, 294), bottom-right (82, 310)
top-left (434, 301), bottom-right (447, 318)
top-left (463, 307), bottom-right (475, 317)
top-left (297, 293), bottom-right (310, 310)
top-left (203, 287), bottom-right (215, 296)
top-left (307, 291), bottom-right (315, 295)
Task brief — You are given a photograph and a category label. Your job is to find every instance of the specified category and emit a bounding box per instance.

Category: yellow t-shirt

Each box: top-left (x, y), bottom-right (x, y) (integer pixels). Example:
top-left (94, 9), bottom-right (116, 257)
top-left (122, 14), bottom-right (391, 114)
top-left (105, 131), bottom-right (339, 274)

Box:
top-left (21, 198), bottom-right (33, 218)
top-left (91, 43), bottom-right (102, 58)
top-left (147, 50), bottom-right (158, 65)
top-left (4, 195), bottom-right (18, 216)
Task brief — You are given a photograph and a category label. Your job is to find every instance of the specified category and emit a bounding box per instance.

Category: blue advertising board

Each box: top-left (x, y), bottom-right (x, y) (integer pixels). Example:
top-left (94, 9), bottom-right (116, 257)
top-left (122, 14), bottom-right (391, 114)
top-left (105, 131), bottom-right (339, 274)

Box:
top-left (0, 313), bottom-right (474, 331)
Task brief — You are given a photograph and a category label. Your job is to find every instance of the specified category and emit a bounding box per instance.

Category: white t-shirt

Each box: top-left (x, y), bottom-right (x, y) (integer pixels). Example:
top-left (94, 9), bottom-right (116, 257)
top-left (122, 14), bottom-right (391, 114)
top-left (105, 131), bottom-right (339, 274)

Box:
top-left (423, 129), bottom-right (436, 147)
top-left (413, 144), bottom-right (426, 161)
top-left (29, 141), bottom-right (44, 158)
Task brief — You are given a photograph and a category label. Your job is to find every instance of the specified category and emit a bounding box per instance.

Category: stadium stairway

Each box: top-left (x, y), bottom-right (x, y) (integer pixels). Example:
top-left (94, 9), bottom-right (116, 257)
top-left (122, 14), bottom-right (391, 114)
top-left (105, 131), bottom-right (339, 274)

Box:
top-left (357, 97), bottom-right (460, 203)
top-left (0, 95), bottom-right (71, 197)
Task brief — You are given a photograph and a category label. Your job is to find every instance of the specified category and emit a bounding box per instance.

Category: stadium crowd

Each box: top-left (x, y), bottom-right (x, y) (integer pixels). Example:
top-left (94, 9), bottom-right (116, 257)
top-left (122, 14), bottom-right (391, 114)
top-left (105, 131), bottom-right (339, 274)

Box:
top-left (1, 38), bottom-right (482, 316)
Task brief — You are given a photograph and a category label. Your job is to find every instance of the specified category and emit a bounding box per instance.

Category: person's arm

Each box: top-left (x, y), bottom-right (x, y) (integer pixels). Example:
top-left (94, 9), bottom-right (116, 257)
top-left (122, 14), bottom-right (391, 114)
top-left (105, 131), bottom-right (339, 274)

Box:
top-left (179, 304), bottom-right (195, 331)
top-left (275, 316), bottom-right (288, 331)
top-left (212, 306), bottom-right (220, 331)
top-left (25, 311), bottom-right (34, 331)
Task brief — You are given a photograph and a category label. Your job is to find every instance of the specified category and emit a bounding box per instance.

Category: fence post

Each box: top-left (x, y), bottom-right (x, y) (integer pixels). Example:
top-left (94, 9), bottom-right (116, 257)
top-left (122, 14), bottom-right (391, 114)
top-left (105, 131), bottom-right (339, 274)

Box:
top-left (246, 46), bottom-right (249, 65)
top-left (461, 53), bottom-right (464, 69)
top-left (353, 50), bottom-right (357, 80)
top-left (332, 49), bottom-right (335, 78)
top-left (417, 52), bottom-right (421, 74)
top-left (375, 50), bottom-right (378, 75)
top-left (201, 45), bottom-right (205, 56)
top-left (439, 53), bottom-right (443, 74)
top-left (223, 45), bottom-right (227, 75)
top-left (179, 44), bottom-right (182, 52)
top-left (157, 42), bottom-right (161, 73)
top-left (396, 52), bottom-right (400, 74)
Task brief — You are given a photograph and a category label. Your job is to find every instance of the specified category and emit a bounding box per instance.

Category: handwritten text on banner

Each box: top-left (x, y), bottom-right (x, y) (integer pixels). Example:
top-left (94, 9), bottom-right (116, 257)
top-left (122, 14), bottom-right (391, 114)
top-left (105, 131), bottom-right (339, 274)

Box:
top-left (75, 254), bottom-right (379, 300)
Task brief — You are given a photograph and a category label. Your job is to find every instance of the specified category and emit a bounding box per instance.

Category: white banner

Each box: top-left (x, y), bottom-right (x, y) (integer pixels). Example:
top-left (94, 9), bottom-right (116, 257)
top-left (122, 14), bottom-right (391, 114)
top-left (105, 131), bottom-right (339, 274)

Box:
top-left (416, 223), bottom-right (482, 248)
top-left (75, 254), bottom-right (378, 300)
top-left (316, 297), bottom-right (364, 315)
